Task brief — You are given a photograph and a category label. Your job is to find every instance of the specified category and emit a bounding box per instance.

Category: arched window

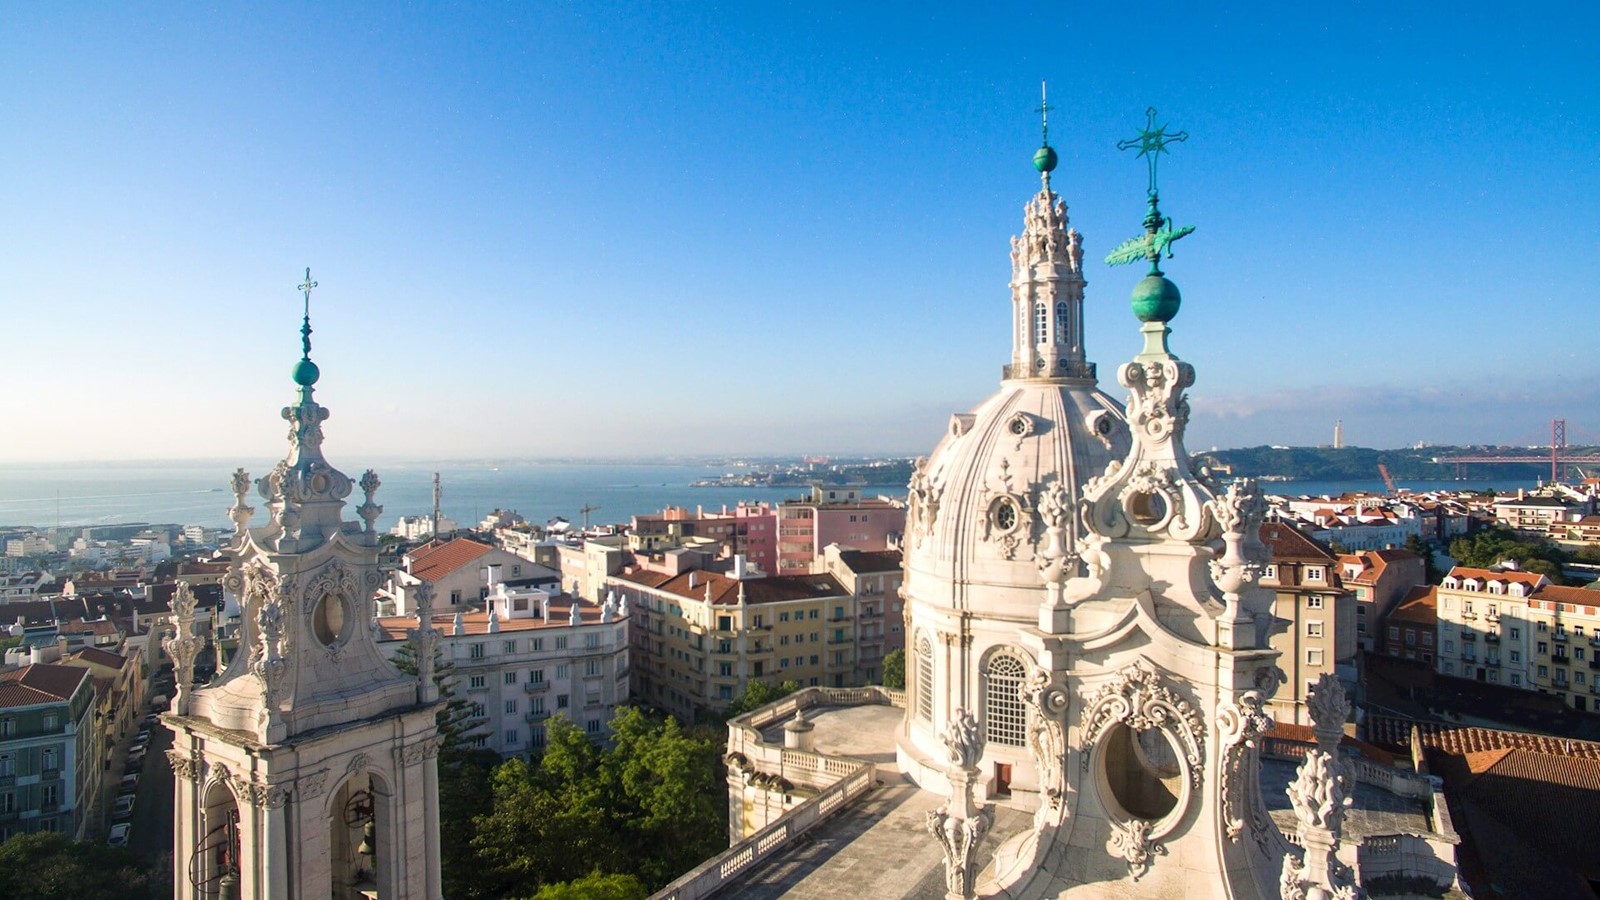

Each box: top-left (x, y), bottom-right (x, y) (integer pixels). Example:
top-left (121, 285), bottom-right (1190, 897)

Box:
top-left (916, 637), bottom-right (934, 722)
top-left (985, 652), bottom-right (1028, 747)
top-left (1034, 302), bottom-right (1048, 345)
top-left (1054, 301), bottom-right (1070, 344)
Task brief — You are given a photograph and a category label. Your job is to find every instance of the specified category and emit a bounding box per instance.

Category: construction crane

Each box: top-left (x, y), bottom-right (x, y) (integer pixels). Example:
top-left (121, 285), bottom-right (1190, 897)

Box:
top-left (1377, 463), bottom-right (1397, 494)
top-left (579, 503), bottom-right (601, 531)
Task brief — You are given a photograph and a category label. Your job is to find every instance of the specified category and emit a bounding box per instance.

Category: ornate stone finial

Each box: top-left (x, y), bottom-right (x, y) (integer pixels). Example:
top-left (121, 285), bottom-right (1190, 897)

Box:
top-left (1207, 479), bottom-right (1271, 648)
top-left (928, 707), bottom-right (992, 900)
top-left (407, 581), bottom-right (440, 703)
top-left (569, 600), bottom-right (582, 627)
top-left (357, 469), bottom-right (384, 534)
top-left (1282, 745), bottom-right (1363, 899)
top-left (163, 582), bottom-right (204, 715)
top-left (228, 468), bottom-right (254, 537)
top-left (1306, 673), bottom-right (1349, 749)
top-left (941, 708), bottom-right (984, 771)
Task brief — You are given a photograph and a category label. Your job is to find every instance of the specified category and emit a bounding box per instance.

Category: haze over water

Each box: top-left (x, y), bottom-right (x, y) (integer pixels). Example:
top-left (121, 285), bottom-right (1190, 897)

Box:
top-left (0, 460), bottom-right (1539, 533)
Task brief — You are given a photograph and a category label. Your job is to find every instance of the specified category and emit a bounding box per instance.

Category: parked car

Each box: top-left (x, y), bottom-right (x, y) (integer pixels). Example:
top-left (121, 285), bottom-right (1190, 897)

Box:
top-left (112, 794), bottom-right (135, 820)
top-left (107, 823), bottom-right (131, 847)
top-left (126, 751), bottom-right (145, 771)
top-left (129, 735), bottom-right (149, 753)
top-left (120, 772), bottom-right (139, 793)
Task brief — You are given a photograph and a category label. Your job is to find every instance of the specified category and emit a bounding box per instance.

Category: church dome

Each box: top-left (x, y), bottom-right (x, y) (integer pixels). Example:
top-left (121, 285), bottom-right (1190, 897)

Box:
top-left (902, 159), bottom-right (1130, 624)
top-left (898, 153), bottom-right (1132, 805)
top-left (906, 379), bottom-right (1125, 622)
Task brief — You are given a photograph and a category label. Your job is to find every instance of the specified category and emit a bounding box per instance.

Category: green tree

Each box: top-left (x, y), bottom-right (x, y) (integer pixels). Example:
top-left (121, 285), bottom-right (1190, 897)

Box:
top-left (598, 708), bottom-right (724, 887)
top-left (1448, 526), bottom-right (1571, 583)
top-left (471, 717), bottom-right (619, 896)
top-left (529, 871), bottom-right (646, 900)
top-left (390, 642), bottom-right (480, 761)
top-left (0, 832), bottom-right (153, 899)
top-left (391, 640), bottom-right (499, 898)
top-left (469, 709), bottom-right (725, 894)
top-left (882, 648), bottom-right (905, 689)
top-left (724, 679), bottom-right (801, 718)
top-left (1402, 534), bottom-right (1442, 584)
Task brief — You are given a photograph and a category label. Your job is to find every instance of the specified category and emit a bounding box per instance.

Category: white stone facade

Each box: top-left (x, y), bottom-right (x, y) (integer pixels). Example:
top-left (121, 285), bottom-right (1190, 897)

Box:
top-left (164, 344), bottom-right (442, 900)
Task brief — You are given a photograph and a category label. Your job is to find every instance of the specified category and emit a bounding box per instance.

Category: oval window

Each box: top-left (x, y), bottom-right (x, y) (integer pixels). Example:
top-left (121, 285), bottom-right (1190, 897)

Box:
top-left (312, 593), bottom-right (347, 646)
top-left (1101, 721), bottom-right (1183, 820)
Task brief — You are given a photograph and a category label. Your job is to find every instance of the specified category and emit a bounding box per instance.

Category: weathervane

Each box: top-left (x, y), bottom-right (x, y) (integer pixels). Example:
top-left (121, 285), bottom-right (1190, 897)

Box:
top-left (1105, 107), bottom-right (1194, 273)
top-left (297, 267), bottom-right (318, 360)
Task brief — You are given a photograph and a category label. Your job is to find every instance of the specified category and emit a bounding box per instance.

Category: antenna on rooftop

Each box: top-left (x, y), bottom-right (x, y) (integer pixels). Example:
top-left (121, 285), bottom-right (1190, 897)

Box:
top-left (432, 473), bottom-right (442, 538)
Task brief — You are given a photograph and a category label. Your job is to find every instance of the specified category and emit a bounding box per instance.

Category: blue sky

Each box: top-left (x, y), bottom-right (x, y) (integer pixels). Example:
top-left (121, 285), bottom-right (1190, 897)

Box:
top-left (2, 2), bottom-right (1596, 462)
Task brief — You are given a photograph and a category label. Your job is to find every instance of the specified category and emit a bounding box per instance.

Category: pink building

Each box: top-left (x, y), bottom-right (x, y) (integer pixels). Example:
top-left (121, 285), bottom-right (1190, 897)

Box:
top-left (776, 486), bottom-right (905, 573)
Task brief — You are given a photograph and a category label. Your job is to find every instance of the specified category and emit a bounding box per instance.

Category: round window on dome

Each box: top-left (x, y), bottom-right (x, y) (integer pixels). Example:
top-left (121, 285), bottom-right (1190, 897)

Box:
top-left (993, 498), bottom-right (1020, 533)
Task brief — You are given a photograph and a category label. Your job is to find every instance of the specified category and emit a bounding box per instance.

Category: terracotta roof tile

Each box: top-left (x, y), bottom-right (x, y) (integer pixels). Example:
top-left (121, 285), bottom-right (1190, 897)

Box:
top-left (66, 646), bottom-right (127, 669)
top-left (407, 538), bottom-right (492, 583)
top-left (614, 569), bottom-right (848, 606)
top-left (1445, 566), bottom-right (1546, 588)
top-left (0, 664), bottom-right (89, 709)
top-left (1386, 586), bottom-right (1437, 626)
top-left (1364, 716), bottom-right (1600, 761)
top-left (1259, 521), bottom-right (1336, 563)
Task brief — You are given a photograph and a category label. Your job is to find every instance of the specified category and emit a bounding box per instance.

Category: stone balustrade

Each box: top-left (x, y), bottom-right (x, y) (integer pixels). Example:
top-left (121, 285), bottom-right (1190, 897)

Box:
top-left (652, 686), bottom-right (904, 900)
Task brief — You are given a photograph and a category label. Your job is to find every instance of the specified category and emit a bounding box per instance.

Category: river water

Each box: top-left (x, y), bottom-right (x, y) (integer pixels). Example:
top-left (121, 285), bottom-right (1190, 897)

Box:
top-left (0, 461), bottom-right (1539, 532)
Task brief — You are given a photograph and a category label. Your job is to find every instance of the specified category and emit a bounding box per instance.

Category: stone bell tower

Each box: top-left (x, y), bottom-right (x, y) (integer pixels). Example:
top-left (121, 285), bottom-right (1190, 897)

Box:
top-left (164, 270), bottom-right (443, 900)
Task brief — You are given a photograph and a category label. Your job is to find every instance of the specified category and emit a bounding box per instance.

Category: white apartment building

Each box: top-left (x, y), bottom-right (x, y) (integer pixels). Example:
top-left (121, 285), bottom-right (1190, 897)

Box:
top-left (376, 582), bottom-right (630, 755)
top-left (1434, 566), bottom-right (1545, 690)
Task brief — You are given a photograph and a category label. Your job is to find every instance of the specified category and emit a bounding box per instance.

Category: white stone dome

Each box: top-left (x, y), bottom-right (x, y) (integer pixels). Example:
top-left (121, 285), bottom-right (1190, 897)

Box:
top-left (905, 378), bottom-right (1127, 623)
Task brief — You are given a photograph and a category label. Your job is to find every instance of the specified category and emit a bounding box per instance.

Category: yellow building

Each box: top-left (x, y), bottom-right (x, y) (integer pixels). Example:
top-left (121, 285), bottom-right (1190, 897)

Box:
top-left (1523, 583), bottom-right (1600, 712)
top-left (610, 561), bottom-right (870, 721)
top-left (1260, 520), bottom-right (1356, 725)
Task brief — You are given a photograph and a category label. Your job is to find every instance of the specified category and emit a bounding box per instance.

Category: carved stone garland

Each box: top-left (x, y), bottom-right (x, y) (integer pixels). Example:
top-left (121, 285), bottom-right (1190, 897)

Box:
top-left (1080, 660), bottom-right (1205, 880)
top-left (1214, 690), bottom-right (1273, 842)
top-left (244, 562), bottom-right (290, 721)
top-left (978, 457), bottom-right (1034, 561)
top-left (907, 457), bottom-right (942, 546)
top-left (1022, 666), bottom-right (1070, 824)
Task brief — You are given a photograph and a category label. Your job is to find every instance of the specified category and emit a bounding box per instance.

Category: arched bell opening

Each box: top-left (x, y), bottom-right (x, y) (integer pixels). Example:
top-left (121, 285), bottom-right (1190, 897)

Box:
top-left (329, 770), bottom-right (393, 899)
top-left (191, 778), bottom-right (241, 899)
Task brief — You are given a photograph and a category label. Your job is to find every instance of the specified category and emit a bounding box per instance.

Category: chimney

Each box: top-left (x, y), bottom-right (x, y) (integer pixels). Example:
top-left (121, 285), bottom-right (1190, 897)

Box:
top-left (688, 571), bottom-right (698, 590)
top-left (733, 555), bottom-right (747, 580)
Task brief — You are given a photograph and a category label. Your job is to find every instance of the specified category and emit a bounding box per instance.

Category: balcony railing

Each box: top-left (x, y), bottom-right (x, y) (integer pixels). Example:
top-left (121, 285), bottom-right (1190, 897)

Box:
top-left (524, 681), bottom-right (550, 693)
top-left (1555, 633), bottom-right (1569, 643)
top-left (525, 711), bottom-right (550, 723)
top-left (1461, 632), bottom-right (1476, 642)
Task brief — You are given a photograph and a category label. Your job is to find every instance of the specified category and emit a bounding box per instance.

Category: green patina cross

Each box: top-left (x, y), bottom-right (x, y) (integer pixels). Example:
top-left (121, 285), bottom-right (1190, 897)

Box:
top-left (297, 267), bottom-right (318, 359)
top-left (1116, 106), bottom-right (1188, 197)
